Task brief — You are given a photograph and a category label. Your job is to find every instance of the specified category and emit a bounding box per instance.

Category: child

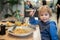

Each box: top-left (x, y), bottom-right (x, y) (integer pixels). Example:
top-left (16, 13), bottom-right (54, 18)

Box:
top-left (29, 5), bottom-right (58, 40)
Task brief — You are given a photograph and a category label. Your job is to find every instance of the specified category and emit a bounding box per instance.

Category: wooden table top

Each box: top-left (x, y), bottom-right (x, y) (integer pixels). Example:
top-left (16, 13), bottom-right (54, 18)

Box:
top-left (0, 25), bottom-right (41, 40)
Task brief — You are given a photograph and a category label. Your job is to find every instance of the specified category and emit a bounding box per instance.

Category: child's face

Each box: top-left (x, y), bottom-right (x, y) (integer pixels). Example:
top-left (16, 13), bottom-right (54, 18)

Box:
top-left (39, 12), bottom-right (50, 22)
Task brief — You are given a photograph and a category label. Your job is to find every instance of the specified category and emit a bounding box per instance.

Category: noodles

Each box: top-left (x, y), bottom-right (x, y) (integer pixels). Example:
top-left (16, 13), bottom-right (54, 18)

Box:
top-left (13, 28), bottom-right (31, 34)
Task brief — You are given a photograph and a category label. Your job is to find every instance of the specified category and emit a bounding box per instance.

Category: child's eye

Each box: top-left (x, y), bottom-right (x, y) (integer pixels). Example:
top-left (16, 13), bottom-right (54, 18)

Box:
top-left (40, 15), bottom-right (43, 16)
top-left (40, 13), bottom-right (49, 16)
top-left (45, 14), bottom-right (48, 16)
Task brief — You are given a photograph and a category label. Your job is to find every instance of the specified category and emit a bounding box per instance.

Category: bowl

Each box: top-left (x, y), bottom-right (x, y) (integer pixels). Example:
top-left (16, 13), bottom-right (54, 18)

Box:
top-left (8, 26), bottom-right (34, 37)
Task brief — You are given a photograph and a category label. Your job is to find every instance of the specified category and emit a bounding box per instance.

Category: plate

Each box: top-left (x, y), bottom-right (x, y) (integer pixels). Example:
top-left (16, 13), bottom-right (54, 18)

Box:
top-left (8, 26), bottom-right (34, 37)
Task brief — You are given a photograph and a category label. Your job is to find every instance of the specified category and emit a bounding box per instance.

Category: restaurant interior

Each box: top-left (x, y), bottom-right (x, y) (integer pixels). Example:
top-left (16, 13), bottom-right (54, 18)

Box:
top-left (0, 0), bottom-right (60, 40)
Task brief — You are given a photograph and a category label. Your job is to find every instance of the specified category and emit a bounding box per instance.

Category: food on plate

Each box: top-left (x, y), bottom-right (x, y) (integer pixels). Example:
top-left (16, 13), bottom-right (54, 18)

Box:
top-left (15, 21), bottom-right (22, 26)
top-left (15, 21), bottom-right (28, 26)
top-left (21, 23), bottom-right (28, 26)
top-left (13, 28), bottom-right (31, 34)
top-left (6, 21), bottom-right (14, 27)
top-left (0, 21), bottom-right (29, 27)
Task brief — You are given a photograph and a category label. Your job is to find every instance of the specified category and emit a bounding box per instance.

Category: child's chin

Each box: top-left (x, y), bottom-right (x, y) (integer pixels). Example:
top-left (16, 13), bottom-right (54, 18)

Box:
top-left (43, 21), bottom-right (47, 23)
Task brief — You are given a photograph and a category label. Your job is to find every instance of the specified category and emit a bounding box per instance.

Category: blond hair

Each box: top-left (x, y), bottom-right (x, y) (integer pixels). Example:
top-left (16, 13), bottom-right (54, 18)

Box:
top-left (38, 5), bottom-right (52, 16)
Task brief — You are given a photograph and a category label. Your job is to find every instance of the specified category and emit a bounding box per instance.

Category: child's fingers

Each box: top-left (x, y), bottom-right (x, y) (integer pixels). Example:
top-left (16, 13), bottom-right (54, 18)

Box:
top-left (29, 11), bottom-right (34, 16)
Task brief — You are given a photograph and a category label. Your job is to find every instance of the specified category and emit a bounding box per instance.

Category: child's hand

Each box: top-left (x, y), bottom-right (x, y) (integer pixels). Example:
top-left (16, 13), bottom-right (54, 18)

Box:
top-left (29, 10), bottom-right (35, 17)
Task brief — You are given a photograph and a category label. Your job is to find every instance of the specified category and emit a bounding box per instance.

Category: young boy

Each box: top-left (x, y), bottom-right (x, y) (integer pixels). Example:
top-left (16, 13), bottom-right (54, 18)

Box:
top-left (29, 5), bottom-right (58, 40)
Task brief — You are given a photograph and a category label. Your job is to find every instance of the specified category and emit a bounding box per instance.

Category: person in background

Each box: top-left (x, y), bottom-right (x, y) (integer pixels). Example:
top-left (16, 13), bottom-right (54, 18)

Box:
top-left (42, 0), bottom-right (47, 5)
top-left (29, 5), bottom-right (58, 40)
top-left (56, 0), bottom-right (60, 23)
top-left (25, 1), bottom-right (33, 9)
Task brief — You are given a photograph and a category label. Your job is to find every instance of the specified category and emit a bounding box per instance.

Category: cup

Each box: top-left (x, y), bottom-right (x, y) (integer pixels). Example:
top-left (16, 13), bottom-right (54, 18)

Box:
top-left (0, 24), bottom-right (6, 35)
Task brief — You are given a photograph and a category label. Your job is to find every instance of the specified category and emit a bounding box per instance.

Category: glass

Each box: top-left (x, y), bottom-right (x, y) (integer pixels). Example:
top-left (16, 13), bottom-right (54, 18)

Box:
top-left (0, 24), bottom-right (6, 35)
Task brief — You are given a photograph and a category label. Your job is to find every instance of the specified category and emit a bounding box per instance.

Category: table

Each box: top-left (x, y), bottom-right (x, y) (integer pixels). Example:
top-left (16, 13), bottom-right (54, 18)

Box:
top-left (0, 25), bottom-right (41, 40)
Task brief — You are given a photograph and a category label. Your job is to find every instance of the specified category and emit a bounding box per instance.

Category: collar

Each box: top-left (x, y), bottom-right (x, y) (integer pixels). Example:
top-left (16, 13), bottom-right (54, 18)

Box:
top-left (40, 20), bottom-right (50, 25)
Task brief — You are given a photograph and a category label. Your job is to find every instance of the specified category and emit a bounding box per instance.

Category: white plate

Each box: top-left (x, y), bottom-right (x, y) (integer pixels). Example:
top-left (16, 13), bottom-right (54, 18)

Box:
top-left (8, 26), bottom-right (34, 37)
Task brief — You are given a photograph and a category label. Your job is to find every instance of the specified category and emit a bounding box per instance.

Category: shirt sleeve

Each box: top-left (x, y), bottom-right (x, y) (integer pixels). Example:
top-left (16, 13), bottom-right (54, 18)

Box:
top-left (50, 21), bottom-right (58, 40)
top-left (29, 16), bottom-right (39, 25)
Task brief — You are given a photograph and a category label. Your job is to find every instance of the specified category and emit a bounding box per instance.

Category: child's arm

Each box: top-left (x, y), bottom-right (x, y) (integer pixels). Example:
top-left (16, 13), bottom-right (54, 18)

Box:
top-left (50, 21), bottom-right (58, 40)
top-left (29, 10), bottom-right (39, 25)
top-left (29, 16), bottom-right (39, 25)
